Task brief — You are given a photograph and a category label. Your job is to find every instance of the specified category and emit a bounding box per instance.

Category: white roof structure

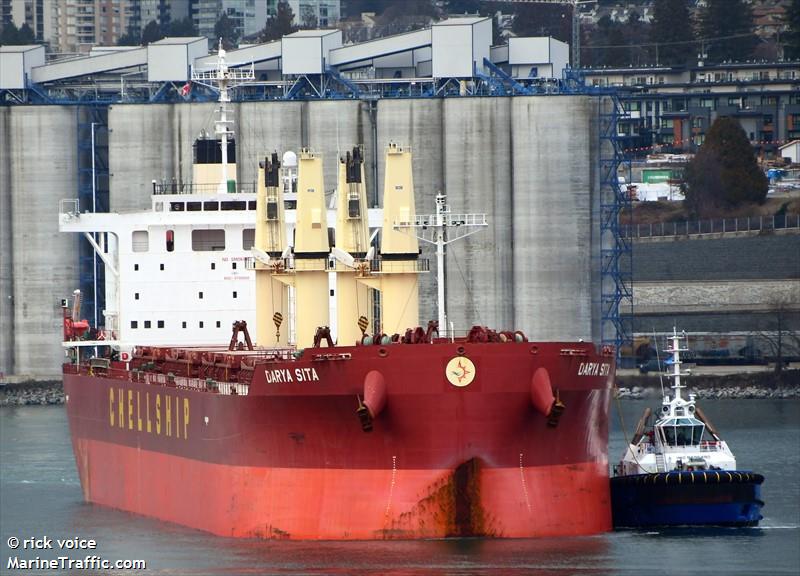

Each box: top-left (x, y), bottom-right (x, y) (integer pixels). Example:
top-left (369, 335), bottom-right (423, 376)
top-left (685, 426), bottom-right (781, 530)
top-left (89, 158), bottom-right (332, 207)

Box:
top-left (778, 140), bottom-right (800, 163)
top-left (5, 18), bottom-right (569, 91)
top-left (281, 29), bottom-right (343, 75)
top-left (194, 41), bottom-right (282, 73)
top-left (0, 45), bottom-right (46, 89)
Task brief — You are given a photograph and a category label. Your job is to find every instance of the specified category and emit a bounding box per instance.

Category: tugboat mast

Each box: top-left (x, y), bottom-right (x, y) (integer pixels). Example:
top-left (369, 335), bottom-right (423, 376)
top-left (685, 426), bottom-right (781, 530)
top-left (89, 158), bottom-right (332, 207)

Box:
top-left (666, 327), bottom-right (690, 403)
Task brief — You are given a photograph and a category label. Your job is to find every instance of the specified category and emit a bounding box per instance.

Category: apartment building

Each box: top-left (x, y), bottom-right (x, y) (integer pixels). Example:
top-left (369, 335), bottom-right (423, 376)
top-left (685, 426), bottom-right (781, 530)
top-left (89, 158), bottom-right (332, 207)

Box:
top-left (193, 0), bottom-right (265, 41)
top-left (266, 0), bottom-right (339, 28)
top-left (583, 60), bottom-right (800, 156)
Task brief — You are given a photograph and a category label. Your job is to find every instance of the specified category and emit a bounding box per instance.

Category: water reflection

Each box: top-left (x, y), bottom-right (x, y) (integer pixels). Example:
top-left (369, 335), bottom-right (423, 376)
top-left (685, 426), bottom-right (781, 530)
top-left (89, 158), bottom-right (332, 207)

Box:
top-left (1, 402), bottom-right (798, 575)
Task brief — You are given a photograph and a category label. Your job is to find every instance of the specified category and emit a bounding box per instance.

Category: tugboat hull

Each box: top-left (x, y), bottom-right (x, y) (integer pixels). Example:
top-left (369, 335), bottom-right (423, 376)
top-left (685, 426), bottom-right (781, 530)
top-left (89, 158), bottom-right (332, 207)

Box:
top-left (610, 471), bottom-right (764, 528)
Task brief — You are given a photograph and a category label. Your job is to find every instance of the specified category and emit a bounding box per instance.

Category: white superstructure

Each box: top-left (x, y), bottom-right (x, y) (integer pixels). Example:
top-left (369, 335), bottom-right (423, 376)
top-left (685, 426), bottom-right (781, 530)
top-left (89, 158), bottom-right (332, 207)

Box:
top-left (59, 193), bottom-right (259, 349)
top-left (616, 329), bottom-right (737, 476)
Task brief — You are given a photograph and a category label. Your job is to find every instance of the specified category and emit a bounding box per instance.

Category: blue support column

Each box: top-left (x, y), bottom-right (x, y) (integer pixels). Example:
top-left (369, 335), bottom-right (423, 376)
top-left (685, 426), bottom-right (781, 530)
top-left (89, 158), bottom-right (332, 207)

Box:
top-left (598, 94), bottom-right (633, 359)
top-left (76, 105), bottom-right (109, 333)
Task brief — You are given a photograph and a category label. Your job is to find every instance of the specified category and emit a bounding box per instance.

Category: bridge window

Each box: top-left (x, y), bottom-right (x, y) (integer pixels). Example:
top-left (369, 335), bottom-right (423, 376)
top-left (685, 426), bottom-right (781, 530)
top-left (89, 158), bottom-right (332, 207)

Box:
top-left (221, 201), bottom-right (246, 211)
top-left (157, 320), bottom-right (164, 328)
top-left (144, 320), bottom-right (151, 329)
top-left (131, 321), bottom-right (138, 329)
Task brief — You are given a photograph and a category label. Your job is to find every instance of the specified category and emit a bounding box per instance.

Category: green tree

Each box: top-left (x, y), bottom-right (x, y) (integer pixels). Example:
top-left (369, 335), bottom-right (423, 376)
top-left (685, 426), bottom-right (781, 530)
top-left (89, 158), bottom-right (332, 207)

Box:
top-left (117, 27), bottom-right (141, 46)
top-left (625, 10), bottom-right (653, 66)
top-left (17, 23), bottom-right (35, 44)
top-left (784, 0), bottom-right (800, 60)
top-left (165, 17), bottom-right (198, 37)
top-left (0, 20), bottom-right (37, 45)
top-left (698, 0), bottom-right (757, 63)
top-left (141, 20), bottom-right (164, 44)
top-left (341, 0), bottom-right (394, 19)
top-left (447, 0), bottom-right (481, 14)
top-left (683, 117), bottom-right (768, 216)
top-left (512, 3), bottom-right (572, 45)
top-left (258, 1), bottom-right (297, 42)
top-left (651, 0), bottom-right (695, 66)
top-left (375, 0), bottom-right (438, 36)
top-left (214, 12), bottom-right (240, 49)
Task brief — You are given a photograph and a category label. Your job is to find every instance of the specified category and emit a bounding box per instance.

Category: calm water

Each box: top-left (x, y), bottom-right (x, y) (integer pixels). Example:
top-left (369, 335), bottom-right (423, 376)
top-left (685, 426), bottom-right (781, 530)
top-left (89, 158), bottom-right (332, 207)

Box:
top-left (1, 400), bottom-right (798, 576)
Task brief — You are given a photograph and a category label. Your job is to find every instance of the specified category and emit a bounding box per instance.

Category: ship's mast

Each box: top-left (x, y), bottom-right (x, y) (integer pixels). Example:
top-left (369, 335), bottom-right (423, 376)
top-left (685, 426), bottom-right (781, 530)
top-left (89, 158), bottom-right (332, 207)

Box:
top-left (217, 43), bottom-right (231, 192)
top-left (395, 193), bottom-right (487, 337)
top-left (190, 39), bottom-right (254, 193)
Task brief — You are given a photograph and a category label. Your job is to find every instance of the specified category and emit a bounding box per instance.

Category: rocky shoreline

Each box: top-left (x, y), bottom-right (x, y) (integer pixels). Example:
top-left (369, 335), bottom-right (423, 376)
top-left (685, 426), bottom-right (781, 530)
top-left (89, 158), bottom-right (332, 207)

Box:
top-left (616, 369), bottom-right (800, 399)
top-left (1, 381), bottom-right (65, 406)
top-left (2, 369), bottom-right (799, 406)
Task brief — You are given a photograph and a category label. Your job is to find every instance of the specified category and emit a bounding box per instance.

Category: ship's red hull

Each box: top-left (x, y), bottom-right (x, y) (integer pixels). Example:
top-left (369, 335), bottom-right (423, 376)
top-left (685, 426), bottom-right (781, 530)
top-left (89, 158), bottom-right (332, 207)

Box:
top-left (64, 340), bottom-right (614, 539)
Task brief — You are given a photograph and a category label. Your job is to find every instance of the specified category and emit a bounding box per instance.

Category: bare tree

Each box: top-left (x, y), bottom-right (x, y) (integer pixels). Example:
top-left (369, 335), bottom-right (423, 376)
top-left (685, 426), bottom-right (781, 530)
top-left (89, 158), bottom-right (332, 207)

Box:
top-left (757, 297), bottom-right (800, 374)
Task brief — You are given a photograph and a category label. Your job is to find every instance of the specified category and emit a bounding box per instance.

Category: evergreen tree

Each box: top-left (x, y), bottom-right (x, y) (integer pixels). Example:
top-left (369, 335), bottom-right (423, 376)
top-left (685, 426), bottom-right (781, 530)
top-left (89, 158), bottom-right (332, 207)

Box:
top-left (165, 17), bottom-right (198, 37)
top-left (1, 20), bottom-right (38, 45)
top-left (698, 0), bottom-right (757, 63)
top-left (258, 1), bottom-right (297, 42)
top-left (625, 10), bottom-right (653, 66)
top-left (141, 20), bottom-right (164, 44)
top-left (117, 27), bottom-right (141, 46)
top-left (651, 0), bottom-right (695, 66)
top-left (17, 23), bottom-right (35, 44)
top-left (214, 13), bottom-right (240, 49)
top-left (0, 21), bottom-right (20, 45)
top-left (447, 0), bottom-right (481, 14)
top-left (341, 0), bottom-right (394, 20)
top-left (785, 0), bottom-right (800, 60)
top-left (375, 0), bottom-right (438, 36)
top-left (683, 117), bottom-right (768, 216)
top-left (512, 3), bottom-right (571, 45)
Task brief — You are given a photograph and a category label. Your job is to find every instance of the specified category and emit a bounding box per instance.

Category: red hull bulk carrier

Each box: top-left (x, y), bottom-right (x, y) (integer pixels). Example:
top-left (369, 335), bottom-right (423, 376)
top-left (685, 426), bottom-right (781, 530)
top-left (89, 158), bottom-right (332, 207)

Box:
top-left (61, 45), bottom-right (615, 541)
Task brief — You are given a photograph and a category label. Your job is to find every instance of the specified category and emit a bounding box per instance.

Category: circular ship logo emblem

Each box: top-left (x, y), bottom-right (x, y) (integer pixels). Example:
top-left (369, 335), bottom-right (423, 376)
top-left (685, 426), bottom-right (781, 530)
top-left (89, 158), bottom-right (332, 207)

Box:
top-left (446, 357), bottom-right (476, 387)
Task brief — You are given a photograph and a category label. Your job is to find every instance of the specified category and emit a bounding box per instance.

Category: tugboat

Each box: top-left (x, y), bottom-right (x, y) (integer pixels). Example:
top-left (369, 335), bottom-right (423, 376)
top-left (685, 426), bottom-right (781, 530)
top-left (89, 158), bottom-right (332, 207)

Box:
top-left (610, 329), bottom-right (764, 528)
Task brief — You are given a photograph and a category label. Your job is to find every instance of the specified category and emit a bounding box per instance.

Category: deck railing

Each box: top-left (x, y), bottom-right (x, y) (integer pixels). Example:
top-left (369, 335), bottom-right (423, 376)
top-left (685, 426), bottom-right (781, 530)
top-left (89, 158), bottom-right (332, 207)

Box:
top-left (64, 364), bottom-right (249, 395)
